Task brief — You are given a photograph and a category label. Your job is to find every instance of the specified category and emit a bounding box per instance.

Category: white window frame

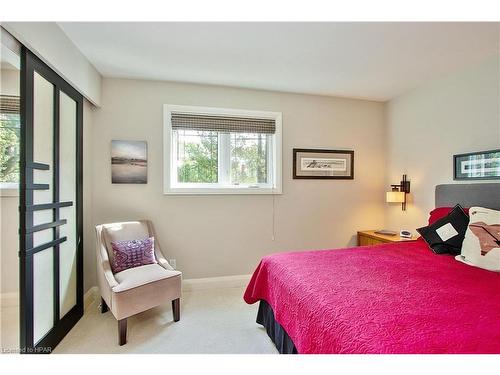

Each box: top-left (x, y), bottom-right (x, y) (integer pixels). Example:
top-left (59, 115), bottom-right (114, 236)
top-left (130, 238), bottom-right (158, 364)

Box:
top-left (163, 104), bottom-right (282, 195)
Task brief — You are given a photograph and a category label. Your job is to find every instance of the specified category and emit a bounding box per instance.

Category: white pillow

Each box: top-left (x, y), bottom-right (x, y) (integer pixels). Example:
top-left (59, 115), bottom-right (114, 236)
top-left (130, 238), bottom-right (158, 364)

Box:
top-left (455, 206), bottom-right (500, 272)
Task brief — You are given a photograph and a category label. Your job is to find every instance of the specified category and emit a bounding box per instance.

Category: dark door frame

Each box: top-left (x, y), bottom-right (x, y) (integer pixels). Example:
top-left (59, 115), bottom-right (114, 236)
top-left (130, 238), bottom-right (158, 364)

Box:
top-left (19, 46), bottom-right (84, 353)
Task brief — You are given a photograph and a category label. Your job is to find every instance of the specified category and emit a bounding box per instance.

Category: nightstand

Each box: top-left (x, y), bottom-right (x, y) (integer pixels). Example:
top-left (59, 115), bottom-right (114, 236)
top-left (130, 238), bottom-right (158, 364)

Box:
top-left (357, 230), bottom-right (417, 246)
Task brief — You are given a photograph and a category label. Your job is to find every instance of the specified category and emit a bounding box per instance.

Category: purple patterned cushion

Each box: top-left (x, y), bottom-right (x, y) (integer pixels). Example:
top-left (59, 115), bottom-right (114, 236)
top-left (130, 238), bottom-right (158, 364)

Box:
top-left (110, 237), bottom-right (157, 274)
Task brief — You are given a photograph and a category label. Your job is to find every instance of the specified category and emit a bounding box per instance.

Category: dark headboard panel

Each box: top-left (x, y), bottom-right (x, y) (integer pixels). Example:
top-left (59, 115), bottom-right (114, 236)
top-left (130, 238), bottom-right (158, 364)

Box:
top-left (435, 183), bottom-right (500, 210)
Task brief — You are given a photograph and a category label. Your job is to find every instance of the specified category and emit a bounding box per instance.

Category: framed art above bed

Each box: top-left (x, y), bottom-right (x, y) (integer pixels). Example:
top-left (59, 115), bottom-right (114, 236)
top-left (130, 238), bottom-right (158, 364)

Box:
top-left (453, 149), bottom-right (500, 180)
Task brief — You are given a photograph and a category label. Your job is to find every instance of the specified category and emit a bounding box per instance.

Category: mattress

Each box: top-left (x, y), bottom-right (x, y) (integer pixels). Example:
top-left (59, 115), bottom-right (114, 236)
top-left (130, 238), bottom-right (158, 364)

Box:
top-left (244, 240), bottom-right (500, 354)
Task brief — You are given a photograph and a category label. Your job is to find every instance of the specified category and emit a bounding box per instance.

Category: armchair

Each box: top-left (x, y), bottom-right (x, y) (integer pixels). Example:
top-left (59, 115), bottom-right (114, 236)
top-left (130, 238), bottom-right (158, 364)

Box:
top-left (95, 220), bottom-right (181, 345)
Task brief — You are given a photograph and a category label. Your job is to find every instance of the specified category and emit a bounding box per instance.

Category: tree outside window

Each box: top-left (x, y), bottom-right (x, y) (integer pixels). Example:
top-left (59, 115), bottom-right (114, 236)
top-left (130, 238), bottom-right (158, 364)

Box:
top-left (175, 130), bottom-right (269, 185)
top-left (0, 112), bottom-right (20, 183)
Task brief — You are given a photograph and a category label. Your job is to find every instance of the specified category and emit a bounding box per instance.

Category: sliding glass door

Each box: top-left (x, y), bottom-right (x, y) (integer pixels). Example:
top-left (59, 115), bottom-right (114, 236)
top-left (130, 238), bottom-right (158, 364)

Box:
top-left (19, 47), bottom-right (83, 353)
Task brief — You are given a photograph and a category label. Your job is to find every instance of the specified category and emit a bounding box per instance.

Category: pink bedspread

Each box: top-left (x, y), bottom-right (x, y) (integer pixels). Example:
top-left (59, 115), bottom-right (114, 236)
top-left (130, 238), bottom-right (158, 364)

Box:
top-left (244, 240), bottom-right (500, 354)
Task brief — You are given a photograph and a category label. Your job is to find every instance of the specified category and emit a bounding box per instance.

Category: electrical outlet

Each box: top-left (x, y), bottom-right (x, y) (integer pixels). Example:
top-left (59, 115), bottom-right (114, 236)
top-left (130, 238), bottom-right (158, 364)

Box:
top-left (169, 259), bottom-right (177, 270)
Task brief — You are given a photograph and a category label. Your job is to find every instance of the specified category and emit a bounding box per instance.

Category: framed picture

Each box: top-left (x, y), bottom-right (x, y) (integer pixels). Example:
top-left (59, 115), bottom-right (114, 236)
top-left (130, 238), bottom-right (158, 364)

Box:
top-left (293, 148), bottom-right (354, 179)
top-left (111, 140), bottom-right (148, 184)
top-left (454, 149), bottom-right (500, 180)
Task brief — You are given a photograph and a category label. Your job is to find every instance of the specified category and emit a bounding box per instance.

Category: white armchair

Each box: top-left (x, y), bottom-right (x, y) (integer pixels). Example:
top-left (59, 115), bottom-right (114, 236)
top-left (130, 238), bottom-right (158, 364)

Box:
top-left (95, 220), bottom-right (182, 345)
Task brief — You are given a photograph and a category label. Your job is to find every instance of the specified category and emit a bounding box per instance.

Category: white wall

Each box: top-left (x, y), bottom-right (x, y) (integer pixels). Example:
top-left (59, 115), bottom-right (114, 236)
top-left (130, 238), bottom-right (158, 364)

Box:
top-left (0, 68), bottom-right (20, 295)
top-left (82, 101), bottom-right (95, 292)
top-left (1, 22), bottom-right (102, 106)
top-left (385, 56), bottom-right (500, 232)
top-left (0, 195), bottom-right (19, 294)
top-left (89, 78), bottom-right (387, 282)
top-left (0, 69), bottom-right (19, 95)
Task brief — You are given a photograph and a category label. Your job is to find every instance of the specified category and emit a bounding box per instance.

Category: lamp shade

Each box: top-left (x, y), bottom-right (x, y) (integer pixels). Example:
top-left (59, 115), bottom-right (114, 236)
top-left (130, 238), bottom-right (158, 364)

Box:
top-left (386, 191), bottom-right (405, 203)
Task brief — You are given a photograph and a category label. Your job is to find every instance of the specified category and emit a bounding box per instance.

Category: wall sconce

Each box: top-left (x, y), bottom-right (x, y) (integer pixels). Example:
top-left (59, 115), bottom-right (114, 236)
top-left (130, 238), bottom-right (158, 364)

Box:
top-left (386, 174), bottom-right (411, 211)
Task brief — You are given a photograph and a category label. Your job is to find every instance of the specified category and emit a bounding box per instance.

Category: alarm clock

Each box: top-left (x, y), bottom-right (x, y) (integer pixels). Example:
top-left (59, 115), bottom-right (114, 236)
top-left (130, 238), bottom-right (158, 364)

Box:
top-left (400, 230), bottom-right (412, 238)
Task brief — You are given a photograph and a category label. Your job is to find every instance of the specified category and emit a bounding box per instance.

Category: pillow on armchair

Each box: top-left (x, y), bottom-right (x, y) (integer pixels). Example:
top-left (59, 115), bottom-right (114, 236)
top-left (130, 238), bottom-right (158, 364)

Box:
top-left (110, 237), bottom-right (158, 274)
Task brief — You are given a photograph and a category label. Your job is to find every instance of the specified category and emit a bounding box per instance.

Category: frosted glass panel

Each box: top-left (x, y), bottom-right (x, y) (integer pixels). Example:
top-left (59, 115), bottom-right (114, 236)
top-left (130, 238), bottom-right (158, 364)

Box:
top-left (59, 92), bottom-right (77, 317)
top-left (33, 72), bottom-right (53, 167)
top-left (33, 170), bottom-right (52, 207)
top-left (33, 208), bottom-right (52, 227)
top-left (33, 248), bottom-right (54, 343)
top-left (58, 92), bottom-right (76, 202)
top-left (33, 228), bottom-right (53, 247)
top-left (32, 73), bottom-right (53, 207)
top-left (32, 71), bottom-right (55, 343)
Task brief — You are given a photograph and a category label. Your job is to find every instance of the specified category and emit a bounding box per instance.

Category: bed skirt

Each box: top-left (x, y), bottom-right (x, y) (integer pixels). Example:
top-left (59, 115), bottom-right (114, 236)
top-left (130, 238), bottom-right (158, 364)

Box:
top-left (256, 300), bottom-right (298, 354)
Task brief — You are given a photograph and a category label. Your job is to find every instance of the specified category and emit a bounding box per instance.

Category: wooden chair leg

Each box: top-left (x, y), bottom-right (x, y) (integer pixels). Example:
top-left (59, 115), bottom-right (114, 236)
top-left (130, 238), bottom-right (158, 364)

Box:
top-left (172, 298), bottom-right (180, 322)
top-left (101, 297), bottom-right (109, 313)
top-left (118, 318), bottom-right (127, 346)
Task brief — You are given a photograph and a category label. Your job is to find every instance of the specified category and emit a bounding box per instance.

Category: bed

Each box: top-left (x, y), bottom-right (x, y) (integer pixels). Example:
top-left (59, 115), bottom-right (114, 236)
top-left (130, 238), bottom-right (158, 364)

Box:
top-left (243, 183), bottom-right (500, 354)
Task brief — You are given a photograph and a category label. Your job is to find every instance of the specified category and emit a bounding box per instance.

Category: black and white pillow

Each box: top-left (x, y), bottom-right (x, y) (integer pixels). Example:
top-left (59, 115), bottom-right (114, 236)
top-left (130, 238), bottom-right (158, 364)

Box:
top-left (417, 204), bottom-right (470, 255)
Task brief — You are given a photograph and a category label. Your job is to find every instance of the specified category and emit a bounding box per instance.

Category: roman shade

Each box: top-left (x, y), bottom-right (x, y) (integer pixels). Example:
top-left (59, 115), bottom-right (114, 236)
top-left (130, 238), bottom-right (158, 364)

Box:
top-left (171, 112), bottom-right (276, 134)
top-left (0, 95), bottom-right (20, 114)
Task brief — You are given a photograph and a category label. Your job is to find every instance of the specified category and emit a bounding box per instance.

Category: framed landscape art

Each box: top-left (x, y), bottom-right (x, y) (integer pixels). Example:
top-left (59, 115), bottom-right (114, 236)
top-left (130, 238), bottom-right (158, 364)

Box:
top-left (111, 140), bottom-right (148, 184)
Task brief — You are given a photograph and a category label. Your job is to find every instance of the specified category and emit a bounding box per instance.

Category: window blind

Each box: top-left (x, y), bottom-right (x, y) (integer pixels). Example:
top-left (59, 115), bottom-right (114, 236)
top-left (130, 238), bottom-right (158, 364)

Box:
top-left (0, 95), bottom-right (20, 115)
top-left (171, 113), bottom-right (276, 134)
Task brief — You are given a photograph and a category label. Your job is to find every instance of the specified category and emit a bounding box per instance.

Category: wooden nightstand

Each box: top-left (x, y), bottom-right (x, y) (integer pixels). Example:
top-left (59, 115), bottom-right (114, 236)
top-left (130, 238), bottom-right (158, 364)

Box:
top-left (357, 230), bottom-right (417, 246)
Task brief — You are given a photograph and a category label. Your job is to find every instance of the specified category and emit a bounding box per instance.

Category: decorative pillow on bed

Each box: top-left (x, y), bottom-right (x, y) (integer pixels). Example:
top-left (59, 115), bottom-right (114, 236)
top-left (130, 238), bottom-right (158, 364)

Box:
top-left (455, 207), bottom-right (500, 272)
top-left (110, 237), bottom-right (157, 274)
top-left (417, 204), bottom-right (469, 255)
top-left (428, 206), bottom-right (469, 226)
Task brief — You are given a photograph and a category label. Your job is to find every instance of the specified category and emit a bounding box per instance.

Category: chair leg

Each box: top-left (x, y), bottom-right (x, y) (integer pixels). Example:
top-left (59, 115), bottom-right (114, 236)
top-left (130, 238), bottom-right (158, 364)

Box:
top-left (118, 318), bottom-right (127, 346)
top-left (101, 297), bottom-right (109, 313)
top-left (172, 298), bottom-right (180, 322)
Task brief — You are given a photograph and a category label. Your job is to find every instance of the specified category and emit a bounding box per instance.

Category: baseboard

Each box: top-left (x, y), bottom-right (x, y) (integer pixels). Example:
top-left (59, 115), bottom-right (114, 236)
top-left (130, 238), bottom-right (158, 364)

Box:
top-left (182, 274), bottom-right (252, 292)
top-left (1, 289), bottom-right (98, 311)
top-left (84, 286), bottom-right (99, 311)
top-left (1, 275), bottom-right (251, 311)
top-left (1, 292), bottom-right (19, 307)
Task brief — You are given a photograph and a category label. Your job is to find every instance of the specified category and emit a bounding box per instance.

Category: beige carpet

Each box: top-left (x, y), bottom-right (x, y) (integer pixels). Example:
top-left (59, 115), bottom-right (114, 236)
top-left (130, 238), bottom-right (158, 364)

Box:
top-left (2, 287), bottom-right (277, 354)
top-left (1, 302), bottom-right (19, 353)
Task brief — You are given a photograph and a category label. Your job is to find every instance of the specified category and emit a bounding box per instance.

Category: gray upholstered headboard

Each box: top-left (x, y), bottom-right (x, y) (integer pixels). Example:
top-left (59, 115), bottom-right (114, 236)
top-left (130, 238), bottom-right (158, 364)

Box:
top-left (435, 183), bottom-right (500, 210)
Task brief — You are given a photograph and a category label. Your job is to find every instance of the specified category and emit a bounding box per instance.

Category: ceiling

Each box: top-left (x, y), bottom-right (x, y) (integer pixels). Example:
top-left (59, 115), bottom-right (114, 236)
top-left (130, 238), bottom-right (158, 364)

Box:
top-left (58, 22), bottom-right (499, 101)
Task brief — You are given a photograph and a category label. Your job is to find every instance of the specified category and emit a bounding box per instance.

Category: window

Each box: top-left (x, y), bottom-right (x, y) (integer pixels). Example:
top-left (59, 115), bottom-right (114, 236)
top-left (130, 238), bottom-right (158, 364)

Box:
top-left (164, 105), bottom-right (282, 194)
top-left (1, 28), bottom-right (21, 192)
top-left (0, 95), bottom-right (20, 189)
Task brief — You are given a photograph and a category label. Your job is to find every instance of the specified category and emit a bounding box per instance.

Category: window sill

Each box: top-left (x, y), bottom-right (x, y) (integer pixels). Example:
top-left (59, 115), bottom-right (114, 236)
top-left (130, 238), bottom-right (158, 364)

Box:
top-left (164, 186), bottom-right (282, 195)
